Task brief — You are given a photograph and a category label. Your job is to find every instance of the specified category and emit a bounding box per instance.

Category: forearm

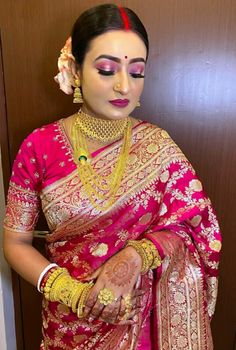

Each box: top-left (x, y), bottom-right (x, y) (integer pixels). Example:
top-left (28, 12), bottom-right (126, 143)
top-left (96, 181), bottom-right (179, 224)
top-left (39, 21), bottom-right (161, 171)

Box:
top-left (3, 229), bottom-right (50, 287)
top-left (144, 230), bottom-right (184, 259)
top-left (125, 231), bottom-right (186, 276)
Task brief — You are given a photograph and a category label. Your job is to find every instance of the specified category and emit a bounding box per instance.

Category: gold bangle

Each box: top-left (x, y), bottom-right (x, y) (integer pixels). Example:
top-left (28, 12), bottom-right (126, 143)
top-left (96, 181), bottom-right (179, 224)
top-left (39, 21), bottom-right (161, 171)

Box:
top-left (140, 240), bottom-right (154, 265)
top-left (43, 267), bottom-right (67, 300)
top-left (50, 272), bottom-right (77, 306)
top-left (71, 282), bottom-right (87, 313)
top-left (77, 282), bottom-right (94, 318)
top-left (126, 239), bottom-right (162, 274)
top-left (43, 267), bottom-right (92, 315)
top-left (141, 239), bottom-right (162, 269)
top-left (126, 240), bottom-right (150, 274)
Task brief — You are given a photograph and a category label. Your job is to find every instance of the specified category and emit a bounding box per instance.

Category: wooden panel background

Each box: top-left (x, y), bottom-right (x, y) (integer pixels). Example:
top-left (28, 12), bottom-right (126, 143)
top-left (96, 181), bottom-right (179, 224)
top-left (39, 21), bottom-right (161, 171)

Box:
top-left (0, 0), bottom-right (235, 349)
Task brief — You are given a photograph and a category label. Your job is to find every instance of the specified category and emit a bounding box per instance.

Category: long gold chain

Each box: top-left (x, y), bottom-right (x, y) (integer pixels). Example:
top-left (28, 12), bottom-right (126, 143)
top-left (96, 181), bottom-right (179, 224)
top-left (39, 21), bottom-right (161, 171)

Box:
top-left (71, 112), bottom-right (132, 211)
top-left (75, 109), bottom-right (129, 144)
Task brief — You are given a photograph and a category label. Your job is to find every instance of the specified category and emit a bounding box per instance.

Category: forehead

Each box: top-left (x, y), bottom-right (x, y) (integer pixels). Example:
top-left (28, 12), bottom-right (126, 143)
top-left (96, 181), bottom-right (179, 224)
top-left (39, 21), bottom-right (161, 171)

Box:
top-left (86, 30), bottom-right (147, 60)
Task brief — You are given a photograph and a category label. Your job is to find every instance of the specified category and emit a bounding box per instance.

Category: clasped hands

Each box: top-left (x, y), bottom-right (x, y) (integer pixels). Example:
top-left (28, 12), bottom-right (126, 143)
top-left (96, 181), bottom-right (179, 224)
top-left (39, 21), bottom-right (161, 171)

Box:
top-left (42, 238), bottom-right (160, 323)
top-left (83, 246), bottom-right (143, 324)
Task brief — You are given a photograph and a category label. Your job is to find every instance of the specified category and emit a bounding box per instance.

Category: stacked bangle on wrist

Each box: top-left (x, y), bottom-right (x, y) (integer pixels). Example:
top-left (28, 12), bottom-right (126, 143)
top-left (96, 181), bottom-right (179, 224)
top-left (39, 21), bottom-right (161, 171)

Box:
top-left (43, 267), bottom-right (67, 300)
top-left (37, 263), bottom-right (58, 293)
top-left (126, 238), bottom-right (162, 274)
top-left (41, 266), bottom-right (94, 318)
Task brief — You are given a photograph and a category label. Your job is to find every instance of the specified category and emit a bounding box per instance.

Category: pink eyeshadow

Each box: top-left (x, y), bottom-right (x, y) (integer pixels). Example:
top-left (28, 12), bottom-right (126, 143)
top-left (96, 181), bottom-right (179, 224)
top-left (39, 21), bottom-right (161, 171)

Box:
top-left (129, 63), bottom-right (145, 74)
top-left (95, 61), bottom-right (118, 71)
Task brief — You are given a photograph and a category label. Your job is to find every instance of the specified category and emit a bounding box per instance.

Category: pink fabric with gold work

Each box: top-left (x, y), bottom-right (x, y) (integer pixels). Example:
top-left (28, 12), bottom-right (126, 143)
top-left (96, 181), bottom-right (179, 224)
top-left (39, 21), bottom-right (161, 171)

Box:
top-left (4, 119), bottom-right (221, 350)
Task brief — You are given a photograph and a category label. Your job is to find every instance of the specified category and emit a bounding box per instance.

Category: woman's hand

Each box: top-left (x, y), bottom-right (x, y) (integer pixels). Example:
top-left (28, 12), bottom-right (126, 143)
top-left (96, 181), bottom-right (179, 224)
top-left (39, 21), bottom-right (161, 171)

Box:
top-left (83, 246), bottom-right (142, 324)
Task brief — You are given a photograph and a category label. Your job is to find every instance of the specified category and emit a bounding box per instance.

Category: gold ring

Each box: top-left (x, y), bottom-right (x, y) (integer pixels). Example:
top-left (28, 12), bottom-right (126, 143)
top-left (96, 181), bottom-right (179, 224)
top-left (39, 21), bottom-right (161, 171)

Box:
top-left (123, 294), bottom-right (132, 309)
top-left (98, 288), bottom-right (115, 306)
top-left (122, 294), bottom-right (132, 319)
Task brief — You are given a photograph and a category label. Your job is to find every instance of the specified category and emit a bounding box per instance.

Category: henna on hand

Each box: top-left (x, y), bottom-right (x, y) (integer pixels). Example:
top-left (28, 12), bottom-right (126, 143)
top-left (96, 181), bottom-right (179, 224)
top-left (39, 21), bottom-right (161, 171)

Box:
top-left (82, 248), bottom-right (142, 323)
top-left (104, 252), bottom-right (138, 287)
top-left (100, 300), bottom-right (120, 323)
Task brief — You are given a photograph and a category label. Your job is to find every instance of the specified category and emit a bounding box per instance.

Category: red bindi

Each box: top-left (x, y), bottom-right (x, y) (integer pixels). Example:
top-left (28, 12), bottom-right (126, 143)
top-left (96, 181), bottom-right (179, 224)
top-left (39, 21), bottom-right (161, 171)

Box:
top-left (125, 56), bottom-right (128, 59)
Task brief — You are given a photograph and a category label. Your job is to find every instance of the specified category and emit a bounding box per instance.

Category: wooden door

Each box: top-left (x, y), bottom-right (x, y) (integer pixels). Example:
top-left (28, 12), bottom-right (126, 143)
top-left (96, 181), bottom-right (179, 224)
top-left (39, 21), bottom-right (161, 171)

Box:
top-left (0, 1), bottom-right (235, 349)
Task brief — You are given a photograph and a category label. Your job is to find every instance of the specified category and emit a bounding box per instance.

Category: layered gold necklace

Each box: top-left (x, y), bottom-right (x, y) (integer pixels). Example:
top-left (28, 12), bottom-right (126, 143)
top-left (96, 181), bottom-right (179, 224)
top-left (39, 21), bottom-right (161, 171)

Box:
top-left (71, 110), bottom-right (132, 211)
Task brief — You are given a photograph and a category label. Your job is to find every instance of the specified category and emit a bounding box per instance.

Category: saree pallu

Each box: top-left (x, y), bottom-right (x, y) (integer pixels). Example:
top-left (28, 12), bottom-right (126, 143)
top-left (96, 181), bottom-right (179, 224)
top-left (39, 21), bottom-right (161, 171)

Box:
top-left (4, 119), bottom-right (221, 349)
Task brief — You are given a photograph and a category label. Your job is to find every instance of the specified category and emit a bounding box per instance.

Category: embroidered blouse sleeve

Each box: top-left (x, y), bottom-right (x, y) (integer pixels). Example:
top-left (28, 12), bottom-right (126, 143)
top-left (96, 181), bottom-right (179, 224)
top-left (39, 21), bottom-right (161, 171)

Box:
top-left (3, 130), bottom-right (42, 232)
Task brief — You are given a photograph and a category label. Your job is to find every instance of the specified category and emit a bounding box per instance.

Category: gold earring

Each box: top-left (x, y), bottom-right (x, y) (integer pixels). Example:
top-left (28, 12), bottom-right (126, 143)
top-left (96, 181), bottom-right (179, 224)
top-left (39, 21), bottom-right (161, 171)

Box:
top-left (136, 101), bottom-right (141, 107)
top-left (73, 79), bottom-right (83, 104)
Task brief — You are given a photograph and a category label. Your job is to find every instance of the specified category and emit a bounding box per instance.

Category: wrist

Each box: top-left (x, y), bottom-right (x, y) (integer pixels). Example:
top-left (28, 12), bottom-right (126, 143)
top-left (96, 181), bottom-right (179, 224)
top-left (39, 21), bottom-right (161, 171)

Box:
top-left (124, 246), bottom-right (142, 267)
top-left (126, 239), bottom-right (162, 274)
top-left (37, 263), bottom-right (58, 293)
top-left (41, 266), bottom-right (94, 317)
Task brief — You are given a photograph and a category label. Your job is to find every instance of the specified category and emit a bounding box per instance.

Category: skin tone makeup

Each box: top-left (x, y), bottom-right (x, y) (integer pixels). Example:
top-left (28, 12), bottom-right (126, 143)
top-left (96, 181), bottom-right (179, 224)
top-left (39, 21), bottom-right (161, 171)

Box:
top-left (77, 30), bottom-right (147, 121)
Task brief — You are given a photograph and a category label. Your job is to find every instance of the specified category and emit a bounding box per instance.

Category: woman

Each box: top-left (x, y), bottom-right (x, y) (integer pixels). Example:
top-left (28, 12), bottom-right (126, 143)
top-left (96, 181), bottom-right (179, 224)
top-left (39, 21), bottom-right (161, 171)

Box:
top-left (3, 4), bottom-right (221, 349)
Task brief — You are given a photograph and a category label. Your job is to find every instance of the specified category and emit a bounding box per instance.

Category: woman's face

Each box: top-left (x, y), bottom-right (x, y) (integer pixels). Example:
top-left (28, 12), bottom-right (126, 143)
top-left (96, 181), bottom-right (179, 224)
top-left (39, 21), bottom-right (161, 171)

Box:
top-left (78, 30), bottom-right (147, 120)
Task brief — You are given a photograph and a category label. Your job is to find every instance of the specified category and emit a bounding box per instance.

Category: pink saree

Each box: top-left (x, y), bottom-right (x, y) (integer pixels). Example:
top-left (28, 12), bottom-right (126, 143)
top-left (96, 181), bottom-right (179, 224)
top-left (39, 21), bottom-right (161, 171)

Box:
top-left (4, 119), bottom-right (221, 350)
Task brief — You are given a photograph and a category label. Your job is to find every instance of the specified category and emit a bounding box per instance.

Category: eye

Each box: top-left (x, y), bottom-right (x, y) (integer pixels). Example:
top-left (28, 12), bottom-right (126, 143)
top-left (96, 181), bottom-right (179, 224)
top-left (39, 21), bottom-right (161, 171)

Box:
top-left (97, 69), bottom-right (115, 76)
top-left (130, 73), bottom-right (145, 79)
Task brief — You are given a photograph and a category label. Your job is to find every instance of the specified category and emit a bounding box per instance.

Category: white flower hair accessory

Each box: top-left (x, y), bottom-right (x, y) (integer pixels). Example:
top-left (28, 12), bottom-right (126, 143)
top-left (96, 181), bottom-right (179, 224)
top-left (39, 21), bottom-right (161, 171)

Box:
top-left (54, 37), bottom-right (78, 95)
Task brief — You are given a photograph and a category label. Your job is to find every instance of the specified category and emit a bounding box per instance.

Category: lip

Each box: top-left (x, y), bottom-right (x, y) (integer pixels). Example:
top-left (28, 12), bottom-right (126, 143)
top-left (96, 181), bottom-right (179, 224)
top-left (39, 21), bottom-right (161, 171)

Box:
top-left (109, 99), bottom-right (130, 108)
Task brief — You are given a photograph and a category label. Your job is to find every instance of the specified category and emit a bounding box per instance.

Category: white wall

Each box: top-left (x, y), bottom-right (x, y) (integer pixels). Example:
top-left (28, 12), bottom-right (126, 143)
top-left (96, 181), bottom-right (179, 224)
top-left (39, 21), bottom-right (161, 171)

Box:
top-left (0, 147), bottom-right (16, 350)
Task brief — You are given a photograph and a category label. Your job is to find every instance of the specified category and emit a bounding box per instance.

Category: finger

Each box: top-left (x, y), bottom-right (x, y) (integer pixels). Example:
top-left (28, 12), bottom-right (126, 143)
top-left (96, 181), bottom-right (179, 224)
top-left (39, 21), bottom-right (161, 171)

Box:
top-left (83, 277), bottom-right (107, 317)
top-left (100, 298), bottom-right (121, 324)
top-left (117, 292), bottom-right (140, 321)
top-left (89, 298), bottom-right (105, 321)
top-left (83, 285), bottom-right (100, 317)
top-left (121, 293), bottom-right (132, 314)
top-left (117, 307), bottom-right (141, 324)
top-left (130, 307), bottom-right (142, 318)
top-left (83, 295), bottom-right (97, 318)
top-left (133, 289), bottom-right (145, 296)
top-left (118, 297), bottom-right (126, 318)
top-left (131, 295), bottom-right (142, 309)
top-left (117, 319), bottom-right (138, 326)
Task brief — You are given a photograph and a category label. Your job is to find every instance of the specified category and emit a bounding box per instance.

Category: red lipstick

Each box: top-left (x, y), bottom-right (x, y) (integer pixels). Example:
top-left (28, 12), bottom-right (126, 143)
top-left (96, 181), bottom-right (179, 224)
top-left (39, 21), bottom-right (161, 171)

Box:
top-left (109, 99), bottom-right (129, 108)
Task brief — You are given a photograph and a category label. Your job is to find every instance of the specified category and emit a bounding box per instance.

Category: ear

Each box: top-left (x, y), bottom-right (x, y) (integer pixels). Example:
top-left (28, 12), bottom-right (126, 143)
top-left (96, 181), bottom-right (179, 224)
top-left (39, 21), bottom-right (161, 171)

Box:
top-left (75, 65), bottom-right (83, 83)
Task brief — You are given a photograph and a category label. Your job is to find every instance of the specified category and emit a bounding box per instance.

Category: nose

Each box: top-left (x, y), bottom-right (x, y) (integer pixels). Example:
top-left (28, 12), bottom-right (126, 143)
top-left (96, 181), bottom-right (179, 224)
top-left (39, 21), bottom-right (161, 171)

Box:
top-left (114, 70), bottom-right (130, 95)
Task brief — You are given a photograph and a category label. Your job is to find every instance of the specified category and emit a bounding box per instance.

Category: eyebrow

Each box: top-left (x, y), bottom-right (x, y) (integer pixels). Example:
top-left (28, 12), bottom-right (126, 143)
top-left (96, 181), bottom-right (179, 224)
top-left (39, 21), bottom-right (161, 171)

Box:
top-left (94, 55), bottom-right (146, 64)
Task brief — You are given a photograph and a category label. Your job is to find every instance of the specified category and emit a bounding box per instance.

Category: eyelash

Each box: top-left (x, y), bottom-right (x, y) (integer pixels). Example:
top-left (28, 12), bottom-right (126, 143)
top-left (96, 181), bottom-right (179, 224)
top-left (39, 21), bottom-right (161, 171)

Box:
top-left (97, 69), bottom-right (114, 76)
top-left (97, 69), bottom-right (145, 78)
top-left (131, 73), bottom-right (145, 79)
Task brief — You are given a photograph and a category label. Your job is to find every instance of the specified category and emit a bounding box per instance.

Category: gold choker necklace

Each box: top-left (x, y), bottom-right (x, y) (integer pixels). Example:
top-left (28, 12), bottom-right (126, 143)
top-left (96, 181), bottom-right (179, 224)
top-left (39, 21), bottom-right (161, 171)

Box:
top-left (75, 109), bottom-right (130, 144)
top-left (71, 111), bottom-right (132, 211)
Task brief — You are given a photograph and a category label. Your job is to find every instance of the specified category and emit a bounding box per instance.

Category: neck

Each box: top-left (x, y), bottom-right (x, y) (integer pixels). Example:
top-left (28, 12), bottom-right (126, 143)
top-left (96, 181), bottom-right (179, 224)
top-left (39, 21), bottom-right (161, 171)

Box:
top-left (80, 105), bottom-right (128, 122)
top-left (74, 109), bottom-right (130, 144)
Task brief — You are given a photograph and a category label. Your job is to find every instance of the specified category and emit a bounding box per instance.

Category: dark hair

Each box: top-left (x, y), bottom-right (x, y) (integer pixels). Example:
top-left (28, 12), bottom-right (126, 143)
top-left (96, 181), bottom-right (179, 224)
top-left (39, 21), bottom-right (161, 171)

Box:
top-left (71, 3), bottom-right (149, 66)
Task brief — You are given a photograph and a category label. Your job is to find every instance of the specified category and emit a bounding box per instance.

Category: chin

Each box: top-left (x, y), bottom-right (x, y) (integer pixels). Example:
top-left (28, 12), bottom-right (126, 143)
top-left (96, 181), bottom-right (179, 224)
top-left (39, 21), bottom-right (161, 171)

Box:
top-left (84, 102), bottom-right (133, 120)
top-left (110, 107), bottom-right (135, 119)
